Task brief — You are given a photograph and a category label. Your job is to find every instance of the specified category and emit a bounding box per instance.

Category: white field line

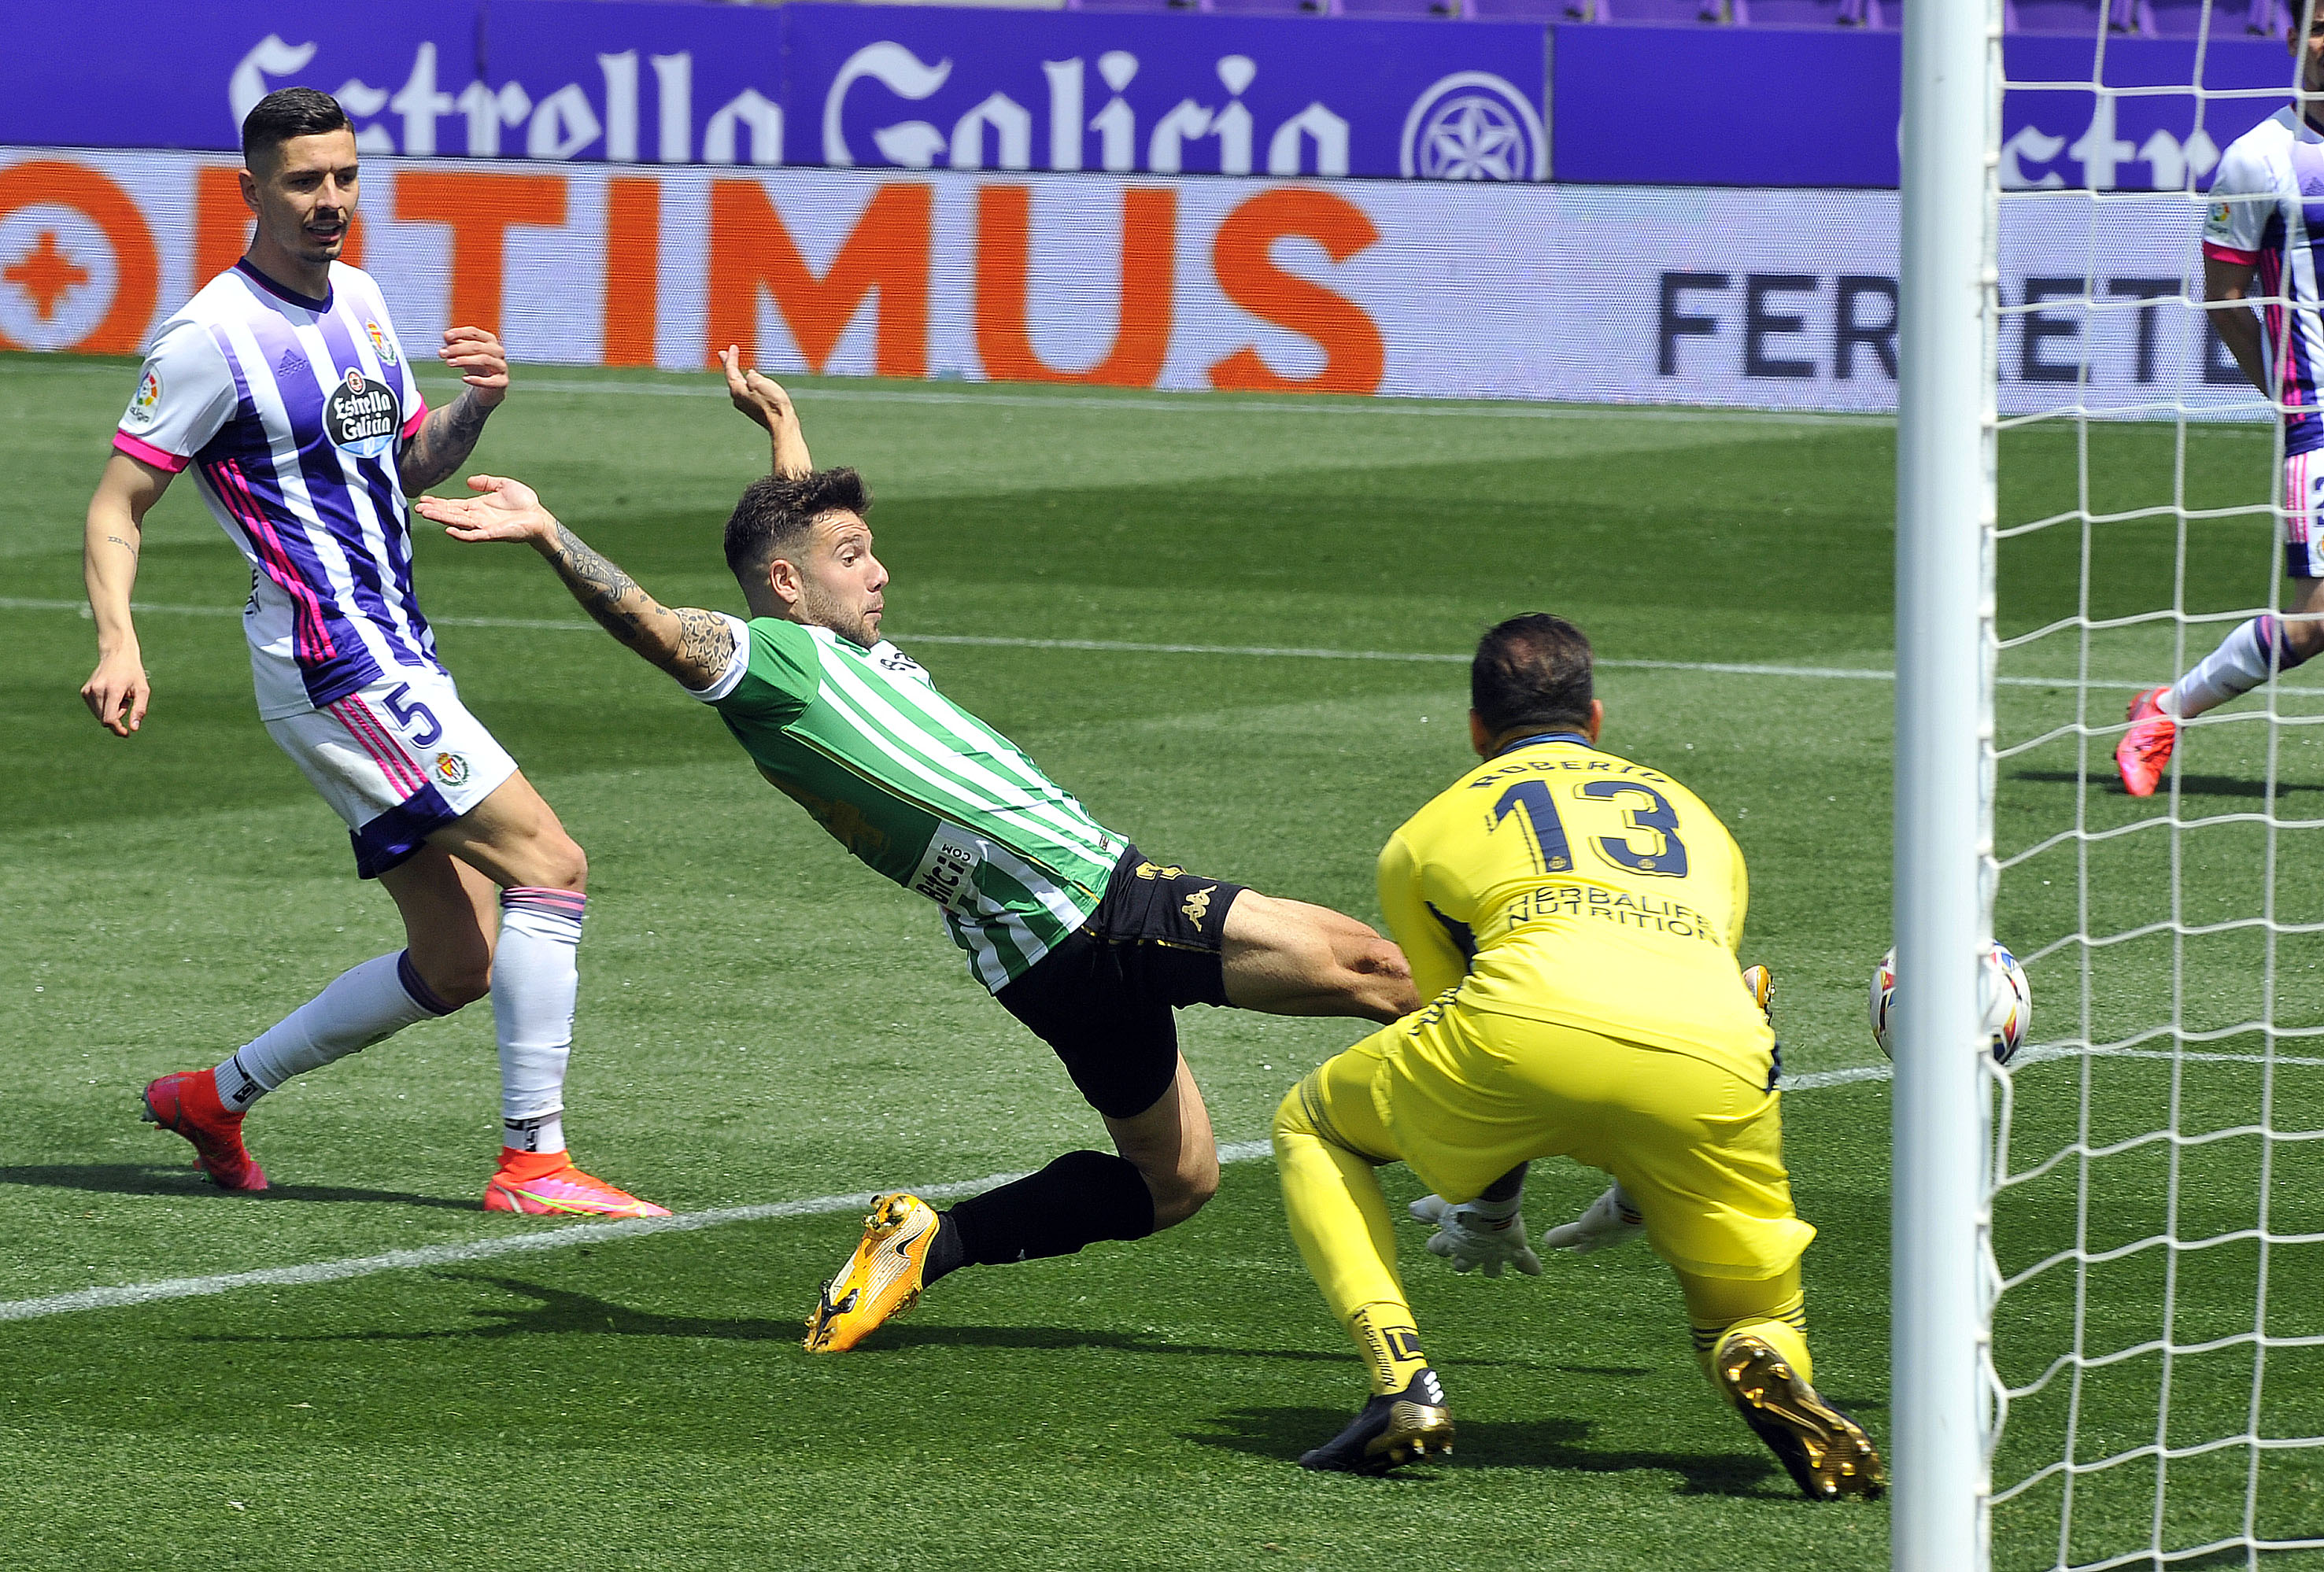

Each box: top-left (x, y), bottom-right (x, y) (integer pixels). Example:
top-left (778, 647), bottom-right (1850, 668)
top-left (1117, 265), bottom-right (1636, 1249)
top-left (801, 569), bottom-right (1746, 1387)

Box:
top-left (6, 1046), bottom-right (2316, 1326)
top-left (0, 597), bottom-right (2283, 694)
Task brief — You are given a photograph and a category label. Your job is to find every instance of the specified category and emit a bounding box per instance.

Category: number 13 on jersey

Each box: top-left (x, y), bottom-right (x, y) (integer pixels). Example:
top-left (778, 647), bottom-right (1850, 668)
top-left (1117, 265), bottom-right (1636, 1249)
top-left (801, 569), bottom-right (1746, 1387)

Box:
top-left (1492, 777), bottom-right (1690, 879)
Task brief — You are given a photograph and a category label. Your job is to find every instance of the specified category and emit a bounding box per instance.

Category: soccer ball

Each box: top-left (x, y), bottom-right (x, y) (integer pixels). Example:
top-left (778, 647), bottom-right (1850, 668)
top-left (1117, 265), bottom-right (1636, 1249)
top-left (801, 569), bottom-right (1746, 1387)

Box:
top-left (1870, 942), bottom-right (2030, 1066)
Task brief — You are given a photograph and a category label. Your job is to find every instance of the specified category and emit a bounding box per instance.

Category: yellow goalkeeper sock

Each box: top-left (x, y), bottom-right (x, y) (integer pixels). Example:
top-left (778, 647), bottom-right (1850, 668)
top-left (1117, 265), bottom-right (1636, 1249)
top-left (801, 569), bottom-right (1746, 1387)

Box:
top-left (1680, 1266), bottom-right (1812, 1391)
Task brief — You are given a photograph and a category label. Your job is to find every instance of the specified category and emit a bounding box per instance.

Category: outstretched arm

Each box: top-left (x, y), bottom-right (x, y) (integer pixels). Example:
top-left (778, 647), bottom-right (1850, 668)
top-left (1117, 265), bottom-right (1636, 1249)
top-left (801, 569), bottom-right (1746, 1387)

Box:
top-left (414, 476), bottom-right (737, 689)
top-left (719, 345), bottom-right (811, 478)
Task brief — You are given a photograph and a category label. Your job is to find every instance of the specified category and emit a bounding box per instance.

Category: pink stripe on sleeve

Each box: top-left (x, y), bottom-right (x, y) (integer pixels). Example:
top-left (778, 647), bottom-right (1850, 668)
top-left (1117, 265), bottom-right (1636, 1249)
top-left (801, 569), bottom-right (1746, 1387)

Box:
top-left (113, 430), bottom-right (190, 472)
top-left (400, 398), bottom-right (427, 443)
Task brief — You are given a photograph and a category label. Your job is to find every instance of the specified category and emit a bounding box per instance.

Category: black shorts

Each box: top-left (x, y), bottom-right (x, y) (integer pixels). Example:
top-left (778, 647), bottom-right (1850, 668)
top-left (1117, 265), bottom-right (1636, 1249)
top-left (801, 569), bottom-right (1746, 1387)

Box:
top-left (996, 844), bottom-right (1250, 1120)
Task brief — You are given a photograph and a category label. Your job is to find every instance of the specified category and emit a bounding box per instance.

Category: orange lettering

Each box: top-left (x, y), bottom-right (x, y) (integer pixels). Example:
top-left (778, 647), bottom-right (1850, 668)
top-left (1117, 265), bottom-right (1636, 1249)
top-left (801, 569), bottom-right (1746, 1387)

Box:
top-left (1207, 188), bottom-right (1384, 397)
top-left (974, 185), bottom-right (1172, 387)
top-left (708, 181), bottom-right (929, 377)
top-left (0, 161), bottom-right (157, 355)
top-left (603, 178), bottom-right (660, 367)
top-left (394, 172), bottom-right (567, 337)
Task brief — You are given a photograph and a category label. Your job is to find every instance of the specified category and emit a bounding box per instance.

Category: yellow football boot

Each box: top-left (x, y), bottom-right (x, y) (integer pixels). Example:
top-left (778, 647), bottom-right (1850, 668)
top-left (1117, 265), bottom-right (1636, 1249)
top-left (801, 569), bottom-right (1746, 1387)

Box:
top-left (1715, 1332), bottom-right (1886, 1501)
top-left (804, 1192), bottom-right (942, 1352)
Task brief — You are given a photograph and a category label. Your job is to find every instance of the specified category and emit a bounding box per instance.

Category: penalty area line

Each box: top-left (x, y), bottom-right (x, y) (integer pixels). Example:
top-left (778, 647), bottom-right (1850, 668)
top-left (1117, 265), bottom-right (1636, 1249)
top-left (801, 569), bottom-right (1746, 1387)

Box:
top-left (9, 1045), bottom-right (2317, 1325)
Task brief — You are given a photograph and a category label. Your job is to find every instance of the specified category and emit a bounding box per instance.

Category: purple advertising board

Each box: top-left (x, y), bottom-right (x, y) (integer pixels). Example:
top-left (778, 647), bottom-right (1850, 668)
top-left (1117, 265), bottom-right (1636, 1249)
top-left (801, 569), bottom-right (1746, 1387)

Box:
top-left (0, 0), bottom-right (2301, 190)
top-left (1552, 24), bottom-right (2301, 188)
top-left (0, 0), bottom-right (1549, 182)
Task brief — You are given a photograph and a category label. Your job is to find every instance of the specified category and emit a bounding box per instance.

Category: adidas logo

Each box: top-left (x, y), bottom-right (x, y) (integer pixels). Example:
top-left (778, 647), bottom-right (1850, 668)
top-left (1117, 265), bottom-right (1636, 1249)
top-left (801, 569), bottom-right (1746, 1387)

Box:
top-left (275, 348), bottom-right (309, 378)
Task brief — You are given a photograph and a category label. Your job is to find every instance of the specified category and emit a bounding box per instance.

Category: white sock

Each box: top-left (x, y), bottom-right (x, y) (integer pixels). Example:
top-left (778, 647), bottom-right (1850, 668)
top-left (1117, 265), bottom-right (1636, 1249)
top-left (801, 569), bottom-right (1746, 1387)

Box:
top-left (212, 951), bottom-right (457, 1110)
top-left (494, 887), bottom-right (585, 1156)
top-left (2168, 614), bottom-right (2311, 719)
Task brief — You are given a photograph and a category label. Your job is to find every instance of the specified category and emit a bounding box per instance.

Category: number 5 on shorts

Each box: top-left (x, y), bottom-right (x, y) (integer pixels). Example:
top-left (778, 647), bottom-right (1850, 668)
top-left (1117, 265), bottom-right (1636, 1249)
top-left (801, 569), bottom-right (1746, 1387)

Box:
top-left (382, 681), bottom-right (444, 747)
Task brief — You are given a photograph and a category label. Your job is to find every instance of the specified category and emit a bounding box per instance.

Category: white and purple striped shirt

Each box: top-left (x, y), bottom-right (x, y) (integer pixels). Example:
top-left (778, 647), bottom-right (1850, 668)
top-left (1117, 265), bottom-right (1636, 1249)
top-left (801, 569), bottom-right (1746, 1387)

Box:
top-left (2204, 107), bottom-right (2324, 459)
top-left (114, 260), bottom-right (436, 719)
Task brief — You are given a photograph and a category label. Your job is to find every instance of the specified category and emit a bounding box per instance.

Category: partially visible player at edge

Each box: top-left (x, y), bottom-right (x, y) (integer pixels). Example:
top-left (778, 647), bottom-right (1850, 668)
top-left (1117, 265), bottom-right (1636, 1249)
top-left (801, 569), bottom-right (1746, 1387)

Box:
top-left (1271, 614), bottom-right (1882, 1498)
top-left (2120, 5), bottom-right (2324, 795)
top-left (81, 88), bottom-right (663, 1219)
top-left (412, 360), bottom-right (1419, 1351)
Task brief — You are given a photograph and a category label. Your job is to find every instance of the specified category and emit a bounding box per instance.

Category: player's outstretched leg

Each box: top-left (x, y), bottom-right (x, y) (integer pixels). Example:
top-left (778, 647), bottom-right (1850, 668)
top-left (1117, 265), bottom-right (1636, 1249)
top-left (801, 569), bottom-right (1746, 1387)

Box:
top-left (140, 1070), bottom-right (267, 1191)
top-left (2116, 686), bottom-right (2180, 799)
top-left (804, 1057), bottom-right (1211, 1352)
top-left (1275, 1046), bottom-right (1455, 1474)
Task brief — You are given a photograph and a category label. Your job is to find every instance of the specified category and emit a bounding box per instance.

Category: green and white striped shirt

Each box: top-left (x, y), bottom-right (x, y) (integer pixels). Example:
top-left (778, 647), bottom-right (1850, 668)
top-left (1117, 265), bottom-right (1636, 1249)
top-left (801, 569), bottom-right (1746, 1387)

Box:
top-left (692, 614), bottom-right (1124, 989)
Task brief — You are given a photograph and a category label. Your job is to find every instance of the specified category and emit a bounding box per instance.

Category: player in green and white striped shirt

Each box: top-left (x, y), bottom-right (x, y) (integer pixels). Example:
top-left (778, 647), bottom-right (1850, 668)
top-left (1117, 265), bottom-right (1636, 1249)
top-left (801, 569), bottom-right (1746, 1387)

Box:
top-left (415, 353), bottom-right (1418, 1352)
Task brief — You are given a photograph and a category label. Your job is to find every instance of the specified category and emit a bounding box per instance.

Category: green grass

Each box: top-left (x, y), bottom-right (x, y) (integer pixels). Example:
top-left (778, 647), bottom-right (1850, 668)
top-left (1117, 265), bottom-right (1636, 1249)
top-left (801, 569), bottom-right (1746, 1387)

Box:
top-left (0, 354), bottom-right (2316, 1570)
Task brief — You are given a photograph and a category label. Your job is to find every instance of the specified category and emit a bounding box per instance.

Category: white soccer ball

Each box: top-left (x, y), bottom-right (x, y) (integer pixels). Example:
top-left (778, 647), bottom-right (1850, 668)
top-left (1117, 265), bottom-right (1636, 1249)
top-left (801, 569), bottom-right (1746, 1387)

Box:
top-left (1870, 941), bottom-right (2030, 1066)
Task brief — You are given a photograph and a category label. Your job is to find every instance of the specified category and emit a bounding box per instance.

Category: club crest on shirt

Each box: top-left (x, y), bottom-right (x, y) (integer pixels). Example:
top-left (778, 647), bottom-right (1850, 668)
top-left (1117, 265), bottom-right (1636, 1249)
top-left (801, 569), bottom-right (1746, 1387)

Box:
top-left (432, 751), bottom-right (470, 786)
top-left (126, 365), bottom-right (161, 426)
top-left (364, 319), bottom-right (399, 367)
top-left (323, 365), bottom-right (401, 458)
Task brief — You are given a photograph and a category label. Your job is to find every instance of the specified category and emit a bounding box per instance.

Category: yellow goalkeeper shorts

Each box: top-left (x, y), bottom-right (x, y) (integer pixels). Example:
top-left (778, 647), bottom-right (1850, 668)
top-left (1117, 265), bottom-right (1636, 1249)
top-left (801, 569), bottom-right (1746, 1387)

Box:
top-left (1299, 1000), bottom-right (1816, 1282)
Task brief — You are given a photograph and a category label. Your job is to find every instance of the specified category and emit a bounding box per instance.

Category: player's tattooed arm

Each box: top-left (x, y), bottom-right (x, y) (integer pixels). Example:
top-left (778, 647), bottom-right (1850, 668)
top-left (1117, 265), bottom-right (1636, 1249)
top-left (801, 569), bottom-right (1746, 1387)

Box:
top-left (398, 391), bottom-right (496, 492)
top-left (719, 345), bottom-right (813, 478)
top-left (398, 326), bottom-right (511, 492)
top-left (414, 476), bottom-right (737, 689)
top-left (79, 450), bottom-right (171, 737)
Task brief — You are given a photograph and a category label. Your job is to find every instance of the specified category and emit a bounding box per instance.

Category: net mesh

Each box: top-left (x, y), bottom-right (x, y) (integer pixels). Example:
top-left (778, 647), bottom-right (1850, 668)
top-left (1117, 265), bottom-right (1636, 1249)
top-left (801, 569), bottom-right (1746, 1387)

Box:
top-left (1985, 8), bottom-right (2324, 1568)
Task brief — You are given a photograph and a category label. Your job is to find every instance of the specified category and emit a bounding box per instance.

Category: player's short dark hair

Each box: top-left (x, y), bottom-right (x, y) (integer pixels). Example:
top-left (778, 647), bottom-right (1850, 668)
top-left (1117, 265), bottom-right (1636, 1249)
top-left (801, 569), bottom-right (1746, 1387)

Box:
top-left (1472, 613), bottom-right (1594, 738)
top-left (724, 467), bottom-right (872, 585)
top-left (242, 88), bottom-right (353, 170)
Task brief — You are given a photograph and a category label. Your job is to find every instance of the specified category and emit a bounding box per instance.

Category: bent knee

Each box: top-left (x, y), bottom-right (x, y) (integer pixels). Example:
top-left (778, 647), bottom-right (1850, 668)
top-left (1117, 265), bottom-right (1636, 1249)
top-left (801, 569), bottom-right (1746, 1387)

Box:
top-left (1148, 1167), bottom-right (1219, 1231)
top-left (431, 970), bottom-right (491, 1009)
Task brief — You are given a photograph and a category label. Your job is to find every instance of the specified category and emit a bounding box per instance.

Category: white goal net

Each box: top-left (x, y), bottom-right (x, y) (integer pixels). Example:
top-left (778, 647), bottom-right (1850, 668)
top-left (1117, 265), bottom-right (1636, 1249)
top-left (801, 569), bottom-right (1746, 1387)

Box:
top-left (1966, 7), bottom-right (2324, 1570)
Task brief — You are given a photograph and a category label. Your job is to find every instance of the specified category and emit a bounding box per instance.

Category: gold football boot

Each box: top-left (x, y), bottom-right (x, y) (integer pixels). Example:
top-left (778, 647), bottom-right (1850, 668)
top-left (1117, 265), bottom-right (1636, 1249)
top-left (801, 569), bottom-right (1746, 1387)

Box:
top-left (1715, 1333), bottom-right (1886, 1501)
top-left (804, 1192), bottom-right (943, 1352)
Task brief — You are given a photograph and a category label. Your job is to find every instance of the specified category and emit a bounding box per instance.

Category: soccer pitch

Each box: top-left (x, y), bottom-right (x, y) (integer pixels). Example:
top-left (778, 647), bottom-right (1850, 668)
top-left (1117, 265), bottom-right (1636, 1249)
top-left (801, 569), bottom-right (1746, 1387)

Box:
top-left (1, 353), bottom-right (2316, 1570)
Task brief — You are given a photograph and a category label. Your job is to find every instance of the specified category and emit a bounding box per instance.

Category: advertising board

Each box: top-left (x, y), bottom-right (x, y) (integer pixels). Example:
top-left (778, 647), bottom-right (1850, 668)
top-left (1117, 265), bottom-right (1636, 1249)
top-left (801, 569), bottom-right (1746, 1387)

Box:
top-left (0, 146), bottom-right (2254, 420)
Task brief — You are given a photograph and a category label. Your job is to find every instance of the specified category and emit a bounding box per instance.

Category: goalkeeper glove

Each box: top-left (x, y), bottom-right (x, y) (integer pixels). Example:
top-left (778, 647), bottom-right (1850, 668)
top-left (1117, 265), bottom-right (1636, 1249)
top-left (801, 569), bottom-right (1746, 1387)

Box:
top-left (1408, 1194), bottom-right (1543, 1277)
top-left (1539, 1183), bottom-right (1646, 1256)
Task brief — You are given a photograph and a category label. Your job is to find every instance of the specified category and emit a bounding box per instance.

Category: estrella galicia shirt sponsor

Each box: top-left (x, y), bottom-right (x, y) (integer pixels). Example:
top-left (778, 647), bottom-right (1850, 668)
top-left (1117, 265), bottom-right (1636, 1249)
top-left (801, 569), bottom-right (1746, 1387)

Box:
top-left (112, 260), bottom-right (435, 719)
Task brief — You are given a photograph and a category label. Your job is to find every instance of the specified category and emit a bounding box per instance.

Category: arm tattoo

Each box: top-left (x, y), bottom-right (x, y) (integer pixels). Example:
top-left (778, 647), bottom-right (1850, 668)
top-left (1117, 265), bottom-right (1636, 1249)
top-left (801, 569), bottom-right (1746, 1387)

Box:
top-left (105, 534), bottom-right (139, 557)
top-left (541, 525), bottom-right (734, 686)
top-left (398, 390), bottom-right (495, 492)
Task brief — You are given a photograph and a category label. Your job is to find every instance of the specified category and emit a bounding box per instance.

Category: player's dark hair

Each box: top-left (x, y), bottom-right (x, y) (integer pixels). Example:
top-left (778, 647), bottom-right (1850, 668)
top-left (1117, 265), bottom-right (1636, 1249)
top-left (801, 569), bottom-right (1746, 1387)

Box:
top-left (1472, 613), bottom-right (1594, 738)
top-left (724, 467), bottom-right (873, 586)
top-left (241, 87), bottom-right (353, 170)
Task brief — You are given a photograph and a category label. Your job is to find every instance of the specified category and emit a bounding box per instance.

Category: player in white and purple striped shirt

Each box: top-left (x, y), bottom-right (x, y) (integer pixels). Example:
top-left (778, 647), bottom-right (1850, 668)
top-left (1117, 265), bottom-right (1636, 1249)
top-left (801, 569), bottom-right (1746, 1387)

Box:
top-left (80, 88), bottom-right (663, 1219)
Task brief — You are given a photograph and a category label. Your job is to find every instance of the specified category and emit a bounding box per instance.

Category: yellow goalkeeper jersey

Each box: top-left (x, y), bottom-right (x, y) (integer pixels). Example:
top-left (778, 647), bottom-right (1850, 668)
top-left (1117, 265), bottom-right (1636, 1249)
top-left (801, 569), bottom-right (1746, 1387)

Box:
top-left (1377, 729), bottom-right (1774, 1085)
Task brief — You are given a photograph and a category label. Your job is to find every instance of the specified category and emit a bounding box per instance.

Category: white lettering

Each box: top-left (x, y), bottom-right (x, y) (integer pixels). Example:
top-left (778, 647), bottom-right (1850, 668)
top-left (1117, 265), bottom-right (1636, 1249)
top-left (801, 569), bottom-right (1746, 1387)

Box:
top-left (704, 88), bottom-right (784, 166)
top-left (951, 91), bottom-right (1032, 172)
top-left (1043, 59), bottom-right (1083, 172)
top-left (229, 35), bottom-right (317, 131)
top-left (331, 78), bottom-right (394, 154)
top-left (2069, 94), bottom-right (2135, 191)
top-left (652, 53), bottom-right (693, 164)
top-left (459, 81), bottom-right (531, 158)
top-left (1999, 124), bottom-right (2067, 190)
top-left (1268, 103), bottom-right (1350, 178)
top-left (1091, 51), bottom-right (1137, 174)
top-left (528, 84), bottom-right (602, 161)
top-left (390, 42), bottom-right (456, 157)
top-left (823, 42), bottom-right (951, 168)
top-left (1214, 56), bottom-right (1254, 176)
top-left (600, 51), bottom-right (639, 162)
top-left (1147, 99), bottom-right (1212, 175)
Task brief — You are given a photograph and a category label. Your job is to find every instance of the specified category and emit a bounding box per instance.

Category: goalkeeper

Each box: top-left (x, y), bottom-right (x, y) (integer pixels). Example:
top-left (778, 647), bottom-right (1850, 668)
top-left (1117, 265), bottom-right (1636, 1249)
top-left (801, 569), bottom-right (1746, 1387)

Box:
top-left (1272, 614), bottom-right (1883, 1500)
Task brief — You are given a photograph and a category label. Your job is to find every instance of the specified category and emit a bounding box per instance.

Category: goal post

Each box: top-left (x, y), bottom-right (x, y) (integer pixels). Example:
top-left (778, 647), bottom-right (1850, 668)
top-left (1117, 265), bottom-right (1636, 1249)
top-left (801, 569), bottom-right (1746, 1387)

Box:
top-left (1893, 1), bottom-right (2003, 1568)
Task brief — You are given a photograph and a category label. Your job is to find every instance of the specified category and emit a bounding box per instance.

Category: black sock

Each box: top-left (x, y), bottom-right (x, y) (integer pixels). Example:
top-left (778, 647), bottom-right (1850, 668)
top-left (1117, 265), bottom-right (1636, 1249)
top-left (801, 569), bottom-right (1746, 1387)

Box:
top-left (927, 1149), bottom-right (1155, 1283)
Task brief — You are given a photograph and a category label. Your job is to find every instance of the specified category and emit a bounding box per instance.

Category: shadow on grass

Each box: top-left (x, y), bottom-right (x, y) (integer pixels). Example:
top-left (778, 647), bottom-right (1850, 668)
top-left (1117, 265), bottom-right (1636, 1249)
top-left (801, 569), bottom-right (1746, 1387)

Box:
top-left (1186, 1405), bottom-right (1785, 1496)
top-left (2012, 769), bottom-right (2324, 800)
top-left (194, 1276), bottom-right (1529, 1367)
top-left (0, 1163), bottom-right (471, 1211)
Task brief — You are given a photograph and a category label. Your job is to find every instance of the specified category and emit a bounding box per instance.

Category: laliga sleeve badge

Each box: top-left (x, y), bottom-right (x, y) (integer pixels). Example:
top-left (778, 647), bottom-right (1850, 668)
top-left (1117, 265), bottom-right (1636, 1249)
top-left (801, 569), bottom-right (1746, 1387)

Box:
top-left (127, 365), bottom-right (161, 426)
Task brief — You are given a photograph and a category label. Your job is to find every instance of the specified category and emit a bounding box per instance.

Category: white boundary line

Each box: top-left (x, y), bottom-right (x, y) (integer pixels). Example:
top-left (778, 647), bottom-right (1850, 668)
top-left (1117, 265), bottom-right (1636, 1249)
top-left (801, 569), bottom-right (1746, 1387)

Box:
top-left (5, 1046), bottom-right (2314, 1326)
top-left (0, 597), bottom-right (2257, 694)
